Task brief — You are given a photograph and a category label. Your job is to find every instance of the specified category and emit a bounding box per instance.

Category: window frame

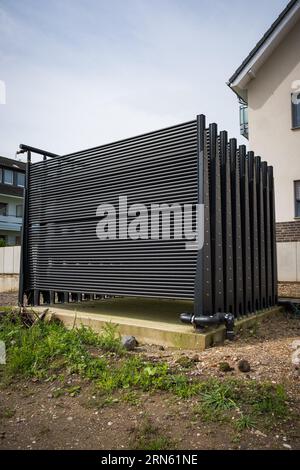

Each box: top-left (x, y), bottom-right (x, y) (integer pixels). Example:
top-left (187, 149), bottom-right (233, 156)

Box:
top-left (3, 168), bottom-right (13, 185)
top-left (16, 204), bottom-right (23, 218)
top-left (0, 202), bottom-right (8, 216)
top-left (294, 180), bottom-right (300, 218)
top-left (291, 92), bottom-right (300, 130)
top-left (16, 171), bottom-right (25, 188)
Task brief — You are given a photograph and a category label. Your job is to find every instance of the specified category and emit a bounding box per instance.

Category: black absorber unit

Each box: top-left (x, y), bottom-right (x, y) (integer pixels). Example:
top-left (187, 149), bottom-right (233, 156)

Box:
top-left (19, 115), bottom-right (277, 330)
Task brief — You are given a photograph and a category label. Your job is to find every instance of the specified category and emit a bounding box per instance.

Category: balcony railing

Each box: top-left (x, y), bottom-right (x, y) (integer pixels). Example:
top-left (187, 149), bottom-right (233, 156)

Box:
top-left (239, 103), bottom-right (249, 140)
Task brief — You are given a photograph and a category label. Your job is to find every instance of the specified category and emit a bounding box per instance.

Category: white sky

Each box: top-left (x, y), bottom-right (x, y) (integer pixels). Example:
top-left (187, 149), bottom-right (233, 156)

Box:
top-left (0, 0), bottom-right (288, 160)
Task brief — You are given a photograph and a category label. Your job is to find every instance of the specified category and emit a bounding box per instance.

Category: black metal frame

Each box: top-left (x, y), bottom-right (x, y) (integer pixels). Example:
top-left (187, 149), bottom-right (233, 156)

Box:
top-left (19, 115), bottom-right (277, 318)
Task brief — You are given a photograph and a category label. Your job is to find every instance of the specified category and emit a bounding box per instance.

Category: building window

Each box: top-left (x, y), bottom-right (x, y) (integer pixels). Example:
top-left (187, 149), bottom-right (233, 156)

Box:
top-left (16, 172), bottom-right (25, 187)
top-left (0, 203), bottom-right (7, 216)
top-left (292, 93), bottom-right (300, 129)
top-left (15, 236), bottom-right (21, 245)
top-left (3, 169), bottom-right (13, 185)
top-left (16, 204), bottom-right (23, 217)
top-left (295, 181), bottom-right (300, 217)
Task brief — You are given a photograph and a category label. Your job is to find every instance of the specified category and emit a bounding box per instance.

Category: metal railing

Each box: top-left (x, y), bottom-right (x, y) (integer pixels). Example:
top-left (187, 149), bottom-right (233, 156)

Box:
top-left (18, 115), bottom-right (277, 318)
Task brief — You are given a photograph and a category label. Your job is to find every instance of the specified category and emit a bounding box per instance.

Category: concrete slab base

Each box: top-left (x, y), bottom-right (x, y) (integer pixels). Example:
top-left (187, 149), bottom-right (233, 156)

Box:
top-left (34, 297), bottom-right (284, 350)
top-left (0, 274), bottom-right (19, 293)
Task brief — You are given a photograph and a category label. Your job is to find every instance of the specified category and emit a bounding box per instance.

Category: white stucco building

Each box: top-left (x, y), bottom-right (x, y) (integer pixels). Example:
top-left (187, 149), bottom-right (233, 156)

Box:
top-left (228, 0), bottom-right (300, 298)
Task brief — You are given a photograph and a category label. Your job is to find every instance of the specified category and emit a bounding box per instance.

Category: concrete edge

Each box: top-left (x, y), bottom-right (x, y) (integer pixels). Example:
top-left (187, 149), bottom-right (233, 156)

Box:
top-left (34, 305), bottom-right (284, 350)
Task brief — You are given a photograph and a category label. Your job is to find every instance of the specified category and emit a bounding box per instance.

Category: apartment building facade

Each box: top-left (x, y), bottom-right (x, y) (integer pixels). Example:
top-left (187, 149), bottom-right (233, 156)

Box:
top-left (0, 156), bottom-right (25, 246)
top-left (228, 0), bottom-right (300, 298)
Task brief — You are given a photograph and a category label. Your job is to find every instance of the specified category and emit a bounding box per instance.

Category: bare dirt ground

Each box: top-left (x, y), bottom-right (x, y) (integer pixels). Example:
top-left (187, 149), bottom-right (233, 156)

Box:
top-left (0, 292), bottom-right (18, 306)
top-left (0, 292), bottom-right (299, 450)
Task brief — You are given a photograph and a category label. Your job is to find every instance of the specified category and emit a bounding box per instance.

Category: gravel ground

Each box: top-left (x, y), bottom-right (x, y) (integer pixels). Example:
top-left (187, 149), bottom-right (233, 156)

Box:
top-left (0, 292), bottom-right (18, 307)
top-left (0, 294), bottom-right (299, 450)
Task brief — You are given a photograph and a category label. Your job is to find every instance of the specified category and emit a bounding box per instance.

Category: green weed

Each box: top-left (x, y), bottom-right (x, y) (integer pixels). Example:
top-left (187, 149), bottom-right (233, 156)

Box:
top-left (0, 313), bottom-right (122, 381)
top-left (234, 414), bottom-right (256, 431)
top-left (0, 312), bottom-right (289, 434)
top-left (130, 417), bottom-right (175, 450)
top-left (0, 406), bottom-right (15, 419)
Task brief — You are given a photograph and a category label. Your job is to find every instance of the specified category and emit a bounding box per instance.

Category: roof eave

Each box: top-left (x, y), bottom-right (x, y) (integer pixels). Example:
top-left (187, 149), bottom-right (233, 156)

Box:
top-left (227, 82), bottom-right (248, 103)
top-left (228, 0), bottom-right (300, 99)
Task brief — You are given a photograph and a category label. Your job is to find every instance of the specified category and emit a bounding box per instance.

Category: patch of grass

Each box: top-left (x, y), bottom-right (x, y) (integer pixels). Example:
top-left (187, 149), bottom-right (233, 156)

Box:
top-left (175, 356), bottom-right (194, 369)
top-left (193, 378), bottom-right (288, 430)
top-left (200, 380), bottom-right (237, 410)
top-left (52, 387), bottom-right (65, 398)
top-left (238, 320), bottom-right (260, 339)
top-left (248, 321), bottom-right (260, 337)
top-left (77, 322), bottom-right (123, 354)
top-left (0, 313), bottom-right (123, 381)
top-left (0, 306), bottom-right (17, 313)
top-left (0, 312), bottom-right (289, 434)
top-left (252, 383), bottom-right (287, 417)
top-left (231, 433), bottom-right (242, 444)
top-left (121, 391), bottom-right (141, 406)
top-left (82, 393), bottom-right (118, 409)
top-left (130, 417), bottom-right (175, 450)
top-left (95, 355), bottom-right (199, 398)
top-left (0, 406), bottom-right (15, 419)
top-left (194, 403), bottom-right (229, 423)
top-left (234, 414), bottom-right (256, 431)
top-left (65, 385), bottom-right (81, 397)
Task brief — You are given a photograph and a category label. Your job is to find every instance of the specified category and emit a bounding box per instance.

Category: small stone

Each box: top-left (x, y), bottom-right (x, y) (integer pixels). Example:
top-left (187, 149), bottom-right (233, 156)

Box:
top-left (219, 362), bottom-right (234, 372)
top-left (254, 430), bottom-right (267, 438)
top-left (283, 443), bottom-right (292, 449)
top-left (16, 417), bottom-right (25, 423)
top-left (67, 416), bottom-right (73, 421)
top-left (238, 360), bottom-right (251, 373)
top-left (107, 421), bottom-right (113, 426)
top-left (121, 335), bottom-right (138, 351)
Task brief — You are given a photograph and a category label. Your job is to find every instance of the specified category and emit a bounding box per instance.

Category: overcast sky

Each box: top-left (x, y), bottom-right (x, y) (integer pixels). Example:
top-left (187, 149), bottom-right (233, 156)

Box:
top-left (0, 0), bottom-right (288, 159)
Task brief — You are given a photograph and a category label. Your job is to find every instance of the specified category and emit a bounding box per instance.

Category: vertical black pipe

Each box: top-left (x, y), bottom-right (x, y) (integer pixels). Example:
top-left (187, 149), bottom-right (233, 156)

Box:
top-left (262, 162), bottom-right (273, 306)
top-left (257, 158), bottom-right (267, 308)
top-left (230, 140), bottom-right (243, 316)
top-left (220, 131), bottom-right (234, 313)
top-left (240, 146), bottom-right (252, 314)
top-left (210, 124), bottom-right (224, 312)
top-left (248, 152), bottom-right (260, 311)
top-left (203, 126), bottom-right (213, 315)
top-left (268, 166), bottom-right (278, 305)
top-left (194, 115), bottom-right (205, 317)
top-left (18, 150), bottom-right (31, 306)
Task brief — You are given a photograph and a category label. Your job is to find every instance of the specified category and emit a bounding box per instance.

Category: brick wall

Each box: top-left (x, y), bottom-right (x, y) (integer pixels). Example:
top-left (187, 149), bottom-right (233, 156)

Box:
top-left (276, 221), bottom-right (300, 299)
top-left (276, 220), bottom-right (300, 242)
top-left (278, 282), bottom-right (300, 299)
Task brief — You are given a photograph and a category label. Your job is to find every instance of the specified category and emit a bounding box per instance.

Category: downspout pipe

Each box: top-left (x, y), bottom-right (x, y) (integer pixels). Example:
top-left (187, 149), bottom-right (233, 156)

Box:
top-left (180, 312), bottom-right (235, 340)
